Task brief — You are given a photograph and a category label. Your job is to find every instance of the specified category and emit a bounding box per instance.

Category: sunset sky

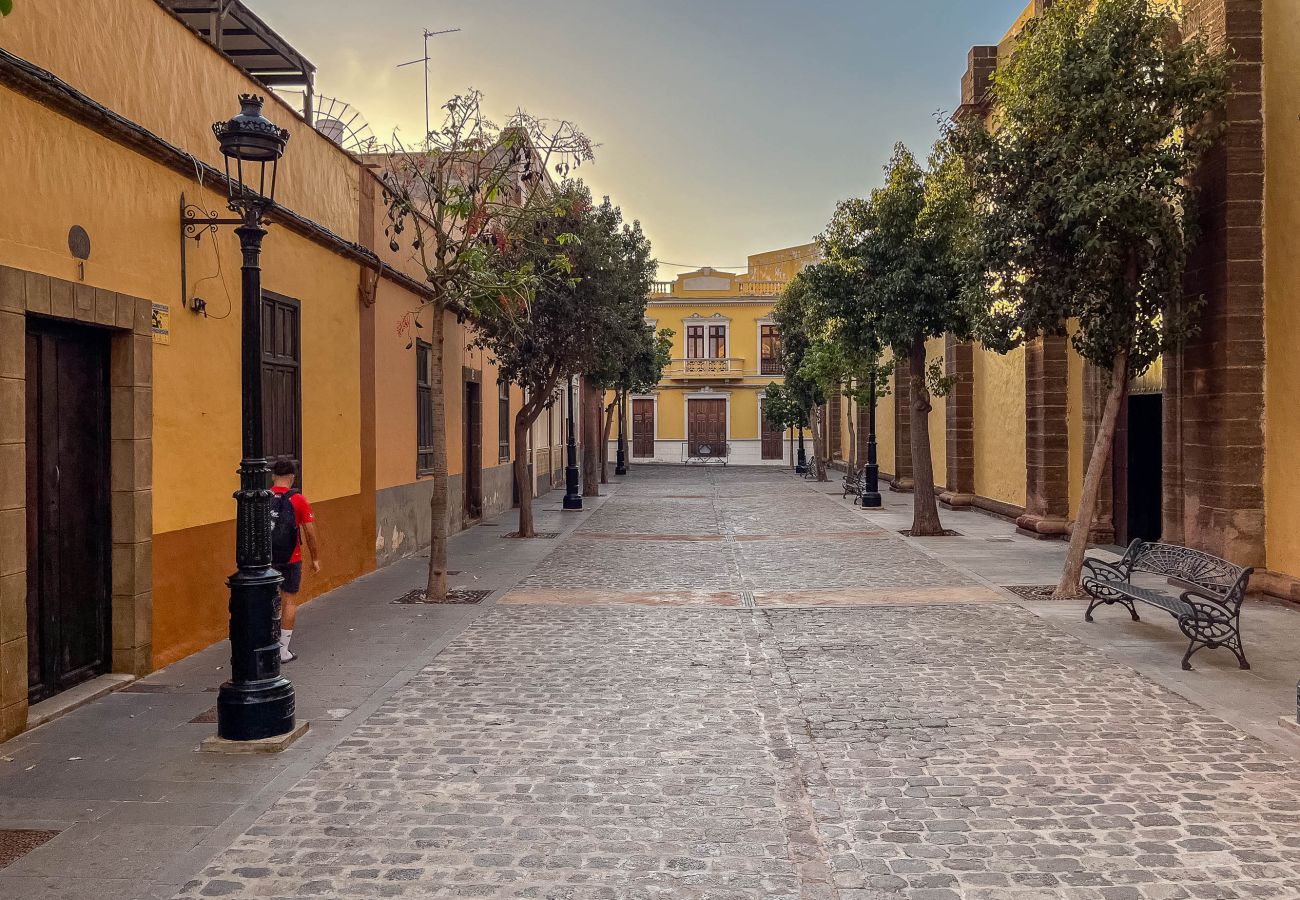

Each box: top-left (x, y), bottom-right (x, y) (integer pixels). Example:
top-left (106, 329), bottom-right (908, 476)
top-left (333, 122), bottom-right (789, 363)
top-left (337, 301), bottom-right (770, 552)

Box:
top-left (259, 1), bottom-right (1029, 276)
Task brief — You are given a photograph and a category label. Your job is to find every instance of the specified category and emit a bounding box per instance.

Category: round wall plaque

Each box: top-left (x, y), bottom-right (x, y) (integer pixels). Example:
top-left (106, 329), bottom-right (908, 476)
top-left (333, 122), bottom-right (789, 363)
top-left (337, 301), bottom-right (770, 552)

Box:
top-left (68, 225), bottom-right (91, 261)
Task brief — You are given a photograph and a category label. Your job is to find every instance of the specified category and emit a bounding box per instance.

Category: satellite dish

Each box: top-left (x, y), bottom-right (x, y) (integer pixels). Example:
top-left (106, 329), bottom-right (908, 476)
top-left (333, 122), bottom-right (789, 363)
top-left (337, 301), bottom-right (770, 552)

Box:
top-left (299, 93), bottom-right (378, 154)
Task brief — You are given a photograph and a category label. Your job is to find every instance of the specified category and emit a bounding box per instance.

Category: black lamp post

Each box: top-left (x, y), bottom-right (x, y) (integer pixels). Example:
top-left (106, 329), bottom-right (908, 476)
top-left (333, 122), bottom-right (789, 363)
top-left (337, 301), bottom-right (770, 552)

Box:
top-left (614, 390), bottom-right (628, 476)
top-left (795, 424), bottom-right (808, 474)
top-left (860, 375), bottom-right (882, 509)
top-left (563, 375), bottom-right (583, 510)
top-left (199, 95), bottom-right (296, 741)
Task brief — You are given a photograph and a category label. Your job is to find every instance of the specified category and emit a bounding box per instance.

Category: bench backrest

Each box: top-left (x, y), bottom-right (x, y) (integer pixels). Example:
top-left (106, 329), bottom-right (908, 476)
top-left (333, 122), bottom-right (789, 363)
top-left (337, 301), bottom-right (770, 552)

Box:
top-left (1127, 541), bottom-right (1250, 598)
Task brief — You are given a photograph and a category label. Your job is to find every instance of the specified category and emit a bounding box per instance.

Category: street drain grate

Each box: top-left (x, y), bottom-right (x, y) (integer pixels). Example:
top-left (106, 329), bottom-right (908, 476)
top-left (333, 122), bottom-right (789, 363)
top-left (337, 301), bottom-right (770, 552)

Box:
top-left (899, 529), bottom-right (963, 537)
top-left (121, 682), bottom-right (191, 694)
top-left (393, 589), bottom-right (492, 605)
top-left (502, 532), bottom-right (560, 540)
top-left (739, 590), bottom-right (756, 609)
top-left (189, 706), bottom-right (218, 724)
top-left (0, 829), bottom-right (61, 868)
top-left (1005, 585), bottom-right (1060, 601)
top-left (986, 538), bottom-right (1014, 543)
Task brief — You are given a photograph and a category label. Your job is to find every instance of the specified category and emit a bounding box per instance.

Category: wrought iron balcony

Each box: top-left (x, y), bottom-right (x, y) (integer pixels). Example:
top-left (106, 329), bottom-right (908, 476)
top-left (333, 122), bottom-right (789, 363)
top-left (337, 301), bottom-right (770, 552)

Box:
top-left (668, 357), bottom-right (746, 380)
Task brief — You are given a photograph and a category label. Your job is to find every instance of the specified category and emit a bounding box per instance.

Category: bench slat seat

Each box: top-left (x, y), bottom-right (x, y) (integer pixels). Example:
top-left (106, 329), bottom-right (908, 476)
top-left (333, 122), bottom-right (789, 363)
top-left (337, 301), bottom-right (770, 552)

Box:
top-left (1082, 540), bottom-right (1252, 671)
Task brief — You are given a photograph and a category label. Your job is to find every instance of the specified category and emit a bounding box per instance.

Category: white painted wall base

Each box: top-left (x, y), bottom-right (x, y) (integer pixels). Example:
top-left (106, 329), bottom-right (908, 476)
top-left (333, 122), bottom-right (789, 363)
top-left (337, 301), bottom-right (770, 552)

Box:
top-left (611, 439), bottom-right (790, 467)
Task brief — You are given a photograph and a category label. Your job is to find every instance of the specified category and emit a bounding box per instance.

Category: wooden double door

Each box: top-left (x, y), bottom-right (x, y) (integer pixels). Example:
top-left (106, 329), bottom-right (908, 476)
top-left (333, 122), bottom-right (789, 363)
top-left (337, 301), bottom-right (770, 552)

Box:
top-left (760, 404), bottom-right (784, 460)
top-left (631, 399), bottom-right (655, 458)
top-left (687, 398), bottom-right (727, 457)
top-left (25, 320), bottom-right (111, 703)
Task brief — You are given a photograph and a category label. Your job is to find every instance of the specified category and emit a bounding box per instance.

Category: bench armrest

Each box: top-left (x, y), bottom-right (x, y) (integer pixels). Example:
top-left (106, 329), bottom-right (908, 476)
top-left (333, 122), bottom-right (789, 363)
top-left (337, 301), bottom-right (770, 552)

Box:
top-left (1179, 588), bottom-right (1237, 624)
top-left (1082, 556), bottom-right (1130, 584)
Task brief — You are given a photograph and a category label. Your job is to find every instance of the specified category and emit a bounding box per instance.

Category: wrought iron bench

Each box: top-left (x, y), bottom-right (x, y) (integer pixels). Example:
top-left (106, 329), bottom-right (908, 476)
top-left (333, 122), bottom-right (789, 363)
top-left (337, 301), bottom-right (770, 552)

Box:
top-left (681, 442), bottom-right (729, 466)
top-left (1082, 540), bottom-right (1254, 671)
top-left (842, 466), bottom-right (865, 500)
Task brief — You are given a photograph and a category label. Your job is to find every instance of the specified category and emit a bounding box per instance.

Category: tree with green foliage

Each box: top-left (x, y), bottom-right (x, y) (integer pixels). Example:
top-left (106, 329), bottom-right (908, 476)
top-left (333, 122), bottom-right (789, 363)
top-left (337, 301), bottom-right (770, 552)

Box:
top-left (772, 274), bottom-right (829, 480)
top-left (380, 91), bottom-right (592, 597)
top-left (821, 143), bottom-right (975, 535)
top-left (475, 183), bottom-right (655, 536)
top-left (960, 0), bottom-right (1228, 595)
top-left (596, 324), bottom-right (673, 482)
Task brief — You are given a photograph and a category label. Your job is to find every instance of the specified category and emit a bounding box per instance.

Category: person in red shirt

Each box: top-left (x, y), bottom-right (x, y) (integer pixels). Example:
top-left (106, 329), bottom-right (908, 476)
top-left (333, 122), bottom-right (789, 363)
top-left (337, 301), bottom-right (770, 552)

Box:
top-left (270, 457), bottom-right (319, 662)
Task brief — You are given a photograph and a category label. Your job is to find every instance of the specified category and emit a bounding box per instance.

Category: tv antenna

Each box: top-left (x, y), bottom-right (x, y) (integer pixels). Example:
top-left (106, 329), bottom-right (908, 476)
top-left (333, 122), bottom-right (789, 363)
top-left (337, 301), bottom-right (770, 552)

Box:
top-left (397, 27), bottom-right (462, 140)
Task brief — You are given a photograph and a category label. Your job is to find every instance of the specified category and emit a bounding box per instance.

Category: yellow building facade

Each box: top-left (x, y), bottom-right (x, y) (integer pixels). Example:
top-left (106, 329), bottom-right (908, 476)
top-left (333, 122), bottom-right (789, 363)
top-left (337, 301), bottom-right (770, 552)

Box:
top-left (621, 245), bottom-right (816, 467)
top-left (0, 0), bottom-right (569, 741)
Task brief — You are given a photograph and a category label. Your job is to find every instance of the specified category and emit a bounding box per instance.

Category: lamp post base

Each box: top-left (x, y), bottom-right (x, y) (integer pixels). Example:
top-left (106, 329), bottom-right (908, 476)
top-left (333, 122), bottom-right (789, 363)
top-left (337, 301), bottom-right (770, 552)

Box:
top-left (860, 491), bottom-right (882, 509)
top-left (217, 568), bottom-right (295, 742)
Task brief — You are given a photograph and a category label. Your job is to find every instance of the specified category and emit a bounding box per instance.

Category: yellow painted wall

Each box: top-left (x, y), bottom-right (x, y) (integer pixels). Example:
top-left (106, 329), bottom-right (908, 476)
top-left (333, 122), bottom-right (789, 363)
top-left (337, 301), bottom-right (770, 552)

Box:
top-left (747, 243), bottom-right (819, 283)
top-left (0, 90), bottom-right (361, 535)
top-left (2, 0), bottom-right (359, 242)
top-left (926, 337), bottom-right (947, 488)
top-left (972, 345), bottom-right (1027, 508)
top-left (877, 356), bottom-right (897, 476)
top-left (1264, 0), bottom-right (1300, 579)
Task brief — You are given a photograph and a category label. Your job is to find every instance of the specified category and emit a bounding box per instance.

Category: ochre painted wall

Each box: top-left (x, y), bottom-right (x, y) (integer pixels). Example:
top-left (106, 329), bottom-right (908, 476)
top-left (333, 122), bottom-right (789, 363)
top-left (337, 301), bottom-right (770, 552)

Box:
top-left (972, 345), bottom-right (1027, 508)
top-left (2, 0), bottom-right (359, 241)
top-left (0, 89), bottom-right (371, 668)
top-left (1263, 0), bottom-right (1300, 581)
top-left (926, 337), bottom-right (947, 488)
top-left (877, 357), bottom-right (897, 477)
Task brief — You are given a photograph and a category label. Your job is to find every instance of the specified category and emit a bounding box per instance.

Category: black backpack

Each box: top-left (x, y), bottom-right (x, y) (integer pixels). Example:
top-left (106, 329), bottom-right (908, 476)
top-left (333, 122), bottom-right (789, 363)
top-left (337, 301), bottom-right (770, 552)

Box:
top-left (270, 489), bottom-right (299, 567)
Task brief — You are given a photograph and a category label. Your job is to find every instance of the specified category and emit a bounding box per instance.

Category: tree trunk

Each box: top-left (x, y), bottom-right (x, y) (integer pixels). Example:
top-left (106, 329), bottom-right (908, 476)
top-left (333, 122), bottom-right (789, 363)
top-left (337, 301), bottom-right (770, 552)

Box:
top-left (847, 394), bottom-right (858, 472)
top-left (810, 403), bottom-right (828, 482)
top-left (907, 336), bottom-right (944, 536)
top-left (513, 399), bottom-right (544, 539)
top-left (582, 379), bottom-right (601, 497)
top-left (425, 308), bottom-right (449, 600)
top-left (1056, 352), bottom-right (1129, 598)
top-left (600, 396), bottom-right (616, 484)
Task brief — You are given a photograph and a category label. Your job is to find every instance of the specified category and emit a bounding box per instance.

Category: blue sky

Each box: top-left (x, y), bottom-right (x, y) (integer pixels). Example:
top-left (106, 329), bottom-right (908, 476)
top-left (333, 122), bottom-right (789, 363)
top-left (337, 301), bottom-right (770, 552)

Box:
top-left (261, 1), bottom-right (1028, 275)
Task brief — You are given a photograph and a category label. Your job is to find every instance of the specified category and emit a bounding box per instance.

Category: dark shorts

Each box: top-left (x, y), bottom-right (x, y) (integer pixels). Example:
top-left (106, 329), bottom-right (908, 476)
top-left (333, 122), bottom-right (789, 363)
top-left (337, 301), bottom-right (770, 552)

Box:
top-left (278, 562), bottom-right (302, 594)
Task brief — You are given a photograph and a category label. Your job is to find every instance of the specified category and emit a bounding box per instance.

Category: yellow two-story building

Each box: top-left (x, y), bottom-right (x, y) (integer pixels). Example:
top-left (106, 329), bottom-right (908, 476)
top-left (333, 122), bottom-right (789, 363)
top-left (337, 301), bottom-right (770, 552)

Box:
top-left (618, 245), bottom-right (815, 466)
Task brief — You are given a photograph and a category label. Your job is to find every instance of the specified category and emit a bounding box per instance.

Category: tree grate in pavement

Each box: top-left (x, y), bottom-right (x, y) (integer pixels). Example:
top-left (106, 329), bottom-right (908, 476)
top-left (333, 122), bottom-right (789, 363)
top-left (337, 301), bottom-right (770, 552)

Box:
top-left (1004, 584), bottom-right (1061, 601)
top-left (0, 829), bottom-right (61, 868)
top-left (189, 706), bottom-right (218, 724)
top-left (899, 529), bottom-right (963, 537)
top-left (502, 532), bottom-right (560, 539)
top-left (393, 588), bottom-right (492, 605)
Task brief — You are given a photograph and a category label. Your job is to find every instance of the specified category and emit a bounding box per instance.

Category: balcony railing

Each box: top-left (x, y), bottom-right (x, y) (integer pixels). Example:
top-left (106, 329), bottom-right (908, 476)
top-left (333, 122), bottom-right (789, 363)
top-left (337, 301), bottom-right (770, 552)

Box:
top-left (739, 281), bottom-right (787, 296)
top-left (760, 357), bottom-right (784, 376)
top-left (650, 281), bottom-right (673, 295)
top-left (669, 357), bottom-right (745, 379)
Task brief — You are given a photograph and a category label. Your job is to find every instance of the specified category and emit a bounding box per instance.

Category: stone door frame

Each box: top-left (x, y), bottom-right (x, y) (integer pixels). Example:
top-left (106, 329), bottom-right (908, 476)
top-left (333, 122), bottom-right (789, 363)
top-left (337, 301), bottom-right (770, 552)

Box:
top-left (0, 266), bottom-right (153, 741)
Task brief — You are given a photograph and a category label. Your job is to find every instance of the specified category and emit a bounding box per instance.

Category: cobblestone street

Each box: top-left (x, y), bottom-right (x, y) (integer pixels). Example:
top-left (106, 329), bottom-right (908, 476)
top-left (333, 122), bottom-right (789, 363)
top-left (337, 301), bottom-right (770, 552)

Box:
top-left (171, 468), bottom-right (1300, 900)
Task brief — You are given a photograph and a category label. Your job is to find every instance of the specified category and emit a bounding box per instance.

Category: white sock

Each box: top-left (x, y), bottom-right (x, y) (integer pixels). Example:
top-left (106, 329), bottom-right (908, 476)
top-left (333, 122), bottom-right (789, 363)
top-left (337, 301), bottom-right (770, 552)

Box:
top-left (279, 629), bottom-right (294, 660)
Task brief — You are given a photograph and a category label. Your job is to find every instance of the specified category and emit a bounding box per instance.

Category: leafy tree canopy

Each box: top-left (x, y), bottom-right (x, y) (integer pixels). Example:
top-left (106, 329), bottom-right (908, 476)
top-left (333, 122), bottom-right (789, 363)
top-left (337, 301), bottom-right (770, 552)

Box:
top-left (958, 0), bottom-right (1228, 375)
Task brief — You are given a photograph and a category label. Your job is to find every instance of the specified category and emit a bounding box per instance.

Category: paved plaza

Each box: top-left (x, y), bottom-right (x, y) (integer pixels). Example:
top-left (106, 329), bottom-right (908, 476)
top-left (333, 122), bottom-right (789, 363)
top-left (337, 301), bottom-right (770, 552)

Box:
top-left (6, 467), bottom-right (1300, 899)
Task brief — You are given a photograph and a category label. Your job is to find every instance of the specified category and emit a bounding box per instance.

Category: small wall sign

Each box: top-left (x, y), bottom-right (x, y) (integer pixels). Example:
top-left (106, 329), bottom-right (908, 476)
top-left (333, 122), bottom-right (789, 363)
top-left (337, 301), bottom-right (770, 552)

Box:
top-left (151, 302), bottom-right (171, 345)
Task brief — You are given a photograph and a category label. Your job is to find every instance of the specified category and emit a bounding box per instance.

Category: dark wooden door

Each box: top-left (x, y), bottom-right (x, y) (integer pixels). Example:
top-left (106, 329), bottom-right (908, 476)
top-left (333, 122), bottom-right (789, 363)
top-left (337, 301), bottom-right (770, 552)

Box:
top-left (464, 381), bottom-right (483, 520)
top-left (761, 403), bottom-right (783, 460)
top-left (687, 398), bottom-right (727, 457)
top-left (25, 320), bottom-right (111, 703)
top-left (1116, 393), bottom-right (1162, 545)
top-left (632, 399), bottom-right (655, 458)
top-left (262, 292), bottom-right (301, 477)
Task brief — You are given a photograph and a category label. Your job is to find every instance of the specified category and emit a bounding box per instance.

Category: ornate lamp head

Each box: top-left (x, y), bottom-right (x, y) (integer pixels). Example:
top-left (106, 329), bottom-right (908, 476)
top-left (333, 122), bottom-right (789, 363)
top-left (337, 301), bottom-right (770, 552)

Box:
top-left (212, 94), bottom-right (290, 216)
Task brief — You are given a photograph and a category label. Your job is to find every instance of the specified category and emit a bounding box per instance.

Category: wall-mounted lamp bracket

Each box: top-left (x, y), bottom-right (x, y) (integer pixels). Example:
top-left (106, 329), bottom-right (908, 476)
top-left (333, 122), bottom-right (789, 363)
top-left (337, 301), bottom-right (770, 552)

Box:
top-left (180, 192), bottom-right (242, 312)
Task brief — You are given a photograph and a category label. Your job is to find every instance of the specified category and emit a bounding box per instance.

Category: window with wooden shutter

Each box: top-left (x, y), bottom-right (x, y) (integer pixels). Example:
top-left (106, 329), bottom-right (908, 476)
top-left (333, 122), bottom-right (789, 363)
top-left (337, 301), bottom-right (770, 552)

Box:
top-left (498, 378), bottom-right (510, 462)
top-left (416, 339), bottom-right (434, 475)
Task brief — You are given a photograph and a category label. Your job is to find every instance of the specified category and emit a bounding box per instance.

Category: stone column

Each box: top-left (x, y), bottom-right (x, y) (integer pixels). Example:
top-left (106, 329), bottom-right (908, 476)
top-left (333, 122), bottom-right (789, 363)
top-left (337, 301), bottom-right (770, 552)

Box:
top-left (1173, 0), bottom-right (1265, 568)
top-left (940, 336), bottom-right (975, 509)
top-left (1017, 335), bottom-right (1071, 538)
top-left (890, 368), bottom-right (913, 491)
